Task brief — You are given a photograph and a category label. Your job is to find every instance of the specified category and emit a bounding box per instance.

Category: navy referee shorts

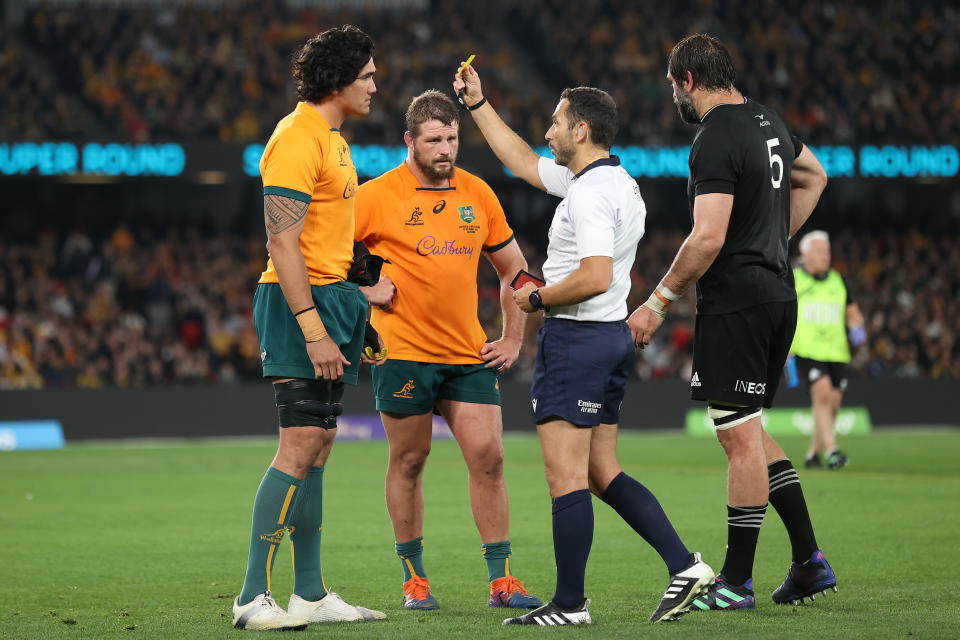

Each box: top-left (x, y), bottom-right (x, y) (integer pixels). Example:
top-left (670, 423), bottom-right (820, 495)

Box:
top-left (530, 317), bottom-right (634, 427)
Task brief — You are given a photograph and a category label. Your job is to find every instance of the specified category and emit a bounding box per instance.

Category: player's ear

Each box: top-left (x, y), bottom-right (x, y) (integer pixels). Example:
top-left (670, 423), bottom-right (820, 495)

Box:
top-left (403, 131), bottom-right (414, 147)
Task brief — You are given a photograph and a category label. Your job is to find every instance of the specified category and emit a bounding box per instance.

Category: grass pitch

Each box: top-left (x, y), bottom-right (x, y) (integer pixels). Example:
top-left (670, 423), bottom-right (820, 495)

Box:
top-left (1, 429), bottom-right (958, 639)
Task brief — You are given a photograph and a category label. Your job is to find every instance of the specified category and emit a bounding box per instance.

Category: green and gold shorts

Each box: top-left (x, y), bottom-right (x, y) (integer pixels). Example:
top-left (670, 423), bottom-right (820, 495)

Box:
top-left (253, 281), bottom-right (367, 384)
top-left (372, 359), bottom-right (501, 414)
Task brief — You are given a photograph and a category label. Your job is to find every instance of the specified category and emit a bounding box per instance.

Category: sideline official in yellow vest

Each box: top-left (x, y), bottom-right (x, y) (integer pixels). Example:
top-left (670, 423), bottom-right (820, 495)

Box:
top-left (789, 231), bottom-right (867, 470)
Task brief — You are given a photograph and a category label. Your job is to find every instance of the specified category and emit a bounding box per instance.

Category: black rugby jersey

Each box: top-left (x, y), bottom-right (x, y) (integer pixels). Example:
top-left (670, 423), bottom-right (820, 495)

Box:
top-left (687, 98), bottom-right (802, 314)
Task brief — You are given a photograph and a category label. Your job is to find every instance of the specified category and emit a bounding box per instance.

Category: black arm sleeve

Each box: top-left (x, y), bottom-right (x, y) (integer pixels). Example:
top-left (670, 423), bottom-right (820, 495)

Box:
top-left (791, 134), bottom-right (804, 159)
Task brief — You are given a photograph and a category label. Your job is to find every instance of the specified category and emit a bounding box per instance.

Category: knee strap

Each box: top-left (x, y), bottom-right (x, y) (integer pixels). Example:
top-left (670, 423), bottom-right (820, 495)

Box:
top-left (329, 382), bottom-right (344, 418)
top-left (274, 379), bottom-right (337, 429)
top-left (707, 402), bottom-right (762, 430)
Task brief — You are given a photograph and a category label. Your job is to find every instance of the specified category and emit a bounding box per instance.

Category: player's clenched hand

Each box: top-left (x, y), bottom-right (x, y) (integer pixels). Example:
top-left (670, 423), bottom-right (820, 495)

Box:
top-left (307, 337), bottom-right (350, 381)
top-left (361, 275), bottom-right (396, 311)
top-left (481, 336), bottom-right (521, 373)
top-left (512, 281), bottom-right (537, 313)
top-left (361, 335), bottom-right (388, 366)
top-left (453, 62), bottom-right (483, 107)
top-left (361, 321), bottom-right (388, 367)
top-left (627, 305), bottom-right (664, 350)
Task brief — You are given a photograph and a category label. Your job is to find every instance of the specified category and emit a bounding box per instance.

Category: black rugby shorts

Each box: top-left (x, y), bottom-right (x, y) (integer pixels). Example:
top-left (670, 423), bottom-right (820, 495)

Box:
top-left (690, 300), bottom-right (797, 408)
top-left (793, 356), bottom-right (849, 392)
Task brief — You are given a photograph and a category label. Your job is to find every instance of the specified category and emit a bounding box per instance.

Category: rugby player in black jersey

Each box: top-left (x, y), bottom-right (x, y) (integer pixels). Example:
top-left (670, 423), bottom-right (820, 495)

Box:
top-left (629, 33), bottom-right (837, 611)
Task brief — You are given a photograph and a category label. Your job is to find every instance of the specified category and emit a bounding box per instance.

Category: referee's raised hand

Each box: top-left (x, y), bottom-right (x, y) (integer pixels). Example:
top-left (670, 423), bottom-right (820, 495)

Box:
top-left (453, 61), bottom-right (483, 108)
top-left (627, 304), bottom-right (664, 349)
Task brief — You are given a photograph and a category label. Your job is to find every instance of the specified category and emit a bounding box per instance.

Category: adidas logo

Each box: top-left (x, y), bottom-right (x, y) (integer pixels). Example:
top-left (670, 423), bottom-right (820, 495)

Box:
top-left (691, 372), bottom-right (702, 387)
top-left (663, 577), bottom-right (691, 597)
top-left (505, 599), bottom-right (592, 627)
top-left (532, 612), bottom-right (585, 626)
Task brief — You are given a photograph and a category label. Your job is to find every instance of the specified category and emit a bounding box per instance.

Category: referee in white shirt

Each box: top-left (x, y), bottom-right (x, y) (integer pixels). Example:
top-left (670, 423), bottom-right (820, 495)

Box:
top-left (454, 63), bottom-right (713, 627)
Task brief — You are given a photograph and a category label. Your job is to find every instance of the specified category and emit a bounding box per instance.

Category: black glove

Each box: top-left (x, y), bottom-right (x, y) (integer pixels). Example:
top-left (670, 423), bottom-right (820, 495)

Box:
top-left (363, 321), bottom-right (387, 361)
top-left (347, 250), bottom-right (387, 287)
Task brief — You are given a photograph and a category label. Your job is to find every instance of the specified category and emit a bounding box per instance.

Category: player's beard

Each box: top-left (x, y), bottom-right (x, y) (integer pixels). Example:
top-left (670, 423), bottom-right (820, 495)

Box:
top-left (413, 147), bottom-right (456, 181)
top-left (674, 86), bottom-right (701, 125)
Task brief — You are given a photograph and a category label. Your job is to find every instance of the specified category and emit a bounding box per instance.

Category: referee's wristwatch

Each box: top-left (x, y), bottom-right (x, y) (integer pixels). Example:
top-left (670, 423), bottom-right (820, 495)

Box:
top-left (529, 288), bottom-right (549, 312)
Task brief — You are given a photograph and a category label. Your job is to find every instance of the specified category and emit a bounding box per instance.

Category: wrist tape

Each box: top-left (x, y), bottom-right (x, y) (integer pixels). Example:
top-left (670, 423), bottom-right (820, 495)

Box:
top-left (295, 307), bottom-right (328, 342)
top-left (642, 282), bottom-right (680, 318)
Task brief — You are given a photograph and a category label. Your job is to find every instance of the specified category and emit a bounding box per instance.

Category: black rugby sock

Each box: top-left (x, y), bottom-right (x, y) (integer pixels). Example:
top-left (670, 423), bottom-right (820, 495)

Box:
top-left (720, 504), bottom-right (766, 586)
top-left (767, 459), bottom-right (819, 563)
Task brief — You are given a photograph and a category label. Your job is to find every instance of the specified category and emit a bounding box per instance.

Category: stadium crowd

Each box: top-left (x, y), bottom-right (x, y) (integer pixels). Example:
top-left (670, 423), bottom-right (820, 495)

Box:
top-left (10, 0), bottom-right (957, 145)
top-left (19, 1), bottom-right (551, 145)
top-left (2, 227), bottom-right (957, 389)
top-left (511, 0), bottom-right (958, 145)
top-left (0, 228), bottom-right (264, 389)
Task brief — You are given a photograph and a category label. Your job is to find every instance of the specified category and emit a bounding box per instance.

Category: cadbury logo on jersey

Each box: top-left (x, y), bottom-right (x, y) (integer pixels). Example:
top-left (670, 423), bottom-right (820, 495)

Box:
top-left (433, 200), bottom-right (446, 213)
top-left (342, 176), bottom-right (357, 199)
top-left (416, 236), bottom-right (474, 258)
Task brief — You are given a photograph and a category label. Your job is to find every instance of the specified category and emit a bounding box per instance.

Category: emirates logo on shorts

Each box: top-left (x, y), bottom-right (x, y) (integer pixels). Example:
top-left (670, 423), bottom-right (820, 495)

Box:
top-left (691, 372), bottom-right (702, 387)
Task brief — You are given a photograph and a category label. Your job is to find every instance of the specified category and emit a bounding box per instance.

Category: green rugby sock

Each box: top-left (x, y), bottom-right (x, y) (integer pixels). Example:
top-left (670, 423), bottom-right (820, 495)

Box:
top-left (238, 467), bottom-right (301, 605)
top-left (482, 540), bottom-right (512, 582)
top-left (290, 466), bottom-right (327, 601)
top-left (396, 537), bottom-right (426, 580)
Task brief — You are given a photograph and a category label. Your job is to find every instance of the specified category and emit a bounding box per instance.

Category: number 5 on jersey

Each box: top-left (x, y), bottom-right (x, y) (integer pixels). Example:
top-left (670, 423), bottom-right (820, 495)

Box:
top-left (766, 137), bottom-right (783, 189)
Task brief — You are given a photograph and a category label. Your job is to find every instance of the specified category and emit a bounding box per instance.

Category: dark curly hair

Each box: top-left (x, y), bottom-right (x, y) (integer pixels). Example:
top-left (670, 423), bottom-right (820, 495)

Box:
top-left (293, 25), bottom-right (375, 103)
top-left (559, 87), bottom-right (619, 150)
top-left (668, 34), bottom-right (736, 92)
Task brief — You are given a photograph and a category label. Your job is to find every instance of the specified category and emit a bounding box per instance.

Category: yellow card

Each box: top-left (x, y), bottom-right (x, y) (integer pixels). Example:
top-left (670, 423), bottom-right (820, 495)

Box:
top-left (457, 54), bottom-right (476, 77)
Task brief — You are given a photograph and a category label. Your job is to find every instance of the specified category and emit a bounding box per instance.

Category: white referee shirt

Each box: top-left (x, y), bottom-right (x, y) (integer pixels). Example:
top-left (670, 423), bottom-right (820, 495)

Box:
top-left (537, 155), bottom-right (646, 322)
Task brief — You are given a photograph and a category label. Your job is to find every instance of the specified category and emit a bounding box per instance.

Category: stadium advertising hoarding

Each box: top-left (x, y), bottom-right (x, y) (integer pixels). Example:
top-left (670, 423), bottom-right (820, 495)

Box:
top-left (0, 420), bottom-right (65, 451)
top-left (1, 142), bottom-right (957, 180)
top-left (685, 407), bottom-right (873, 437)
